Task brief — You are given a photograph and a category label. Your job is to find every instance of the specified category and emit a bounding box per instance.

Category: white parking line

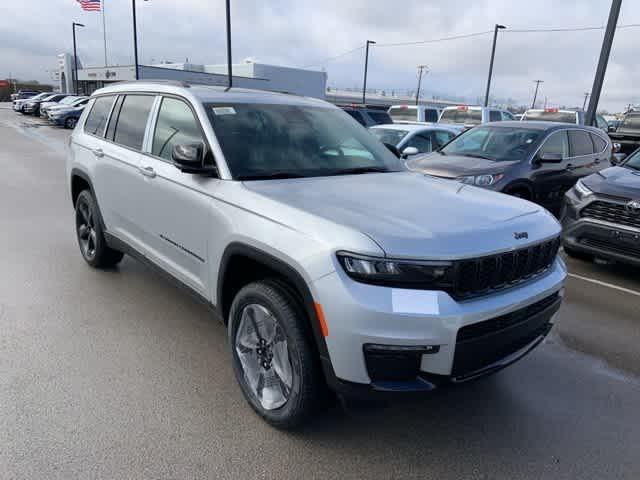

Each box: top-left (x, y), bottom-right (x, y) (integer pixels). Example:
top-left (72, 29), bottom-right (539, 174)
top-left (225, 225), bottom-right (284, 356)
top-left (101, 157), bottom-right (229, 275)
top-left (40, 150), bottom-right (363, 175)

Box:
top-left (568, 273), bottom-right (640, 297)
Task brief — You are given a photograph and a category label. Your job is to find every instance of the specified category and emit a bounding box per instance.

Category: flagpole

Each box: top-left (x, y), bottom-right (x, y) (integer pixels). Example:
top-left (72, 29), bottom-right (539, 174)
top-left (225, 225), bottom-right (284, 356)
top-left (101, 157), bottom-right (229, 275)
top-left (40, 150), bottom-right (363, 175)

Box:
top-left (101, 0), bottom-right (108, 66)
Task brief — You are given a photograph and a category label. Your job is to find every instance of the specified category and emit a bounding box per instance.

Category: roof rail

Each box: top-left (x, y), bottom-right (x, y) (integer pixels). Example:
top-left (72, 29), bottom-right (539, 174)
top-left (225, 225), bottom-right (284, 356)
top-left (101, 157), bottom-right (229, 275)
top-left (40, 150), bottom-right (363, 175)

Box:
top-left (114, 79), bottom-right (192, 88)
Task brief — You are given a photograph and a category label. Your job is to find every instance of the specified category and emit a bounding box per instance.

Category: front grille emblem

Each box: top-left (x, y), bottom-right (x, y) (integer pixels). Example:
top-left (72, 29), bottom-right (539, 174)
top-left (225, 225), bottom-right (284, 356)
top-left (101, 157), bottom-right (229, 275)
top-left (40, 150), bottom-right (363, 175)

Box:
top-left (514, 231), bottom-right (529, 240)
top-left (625, 200), bottom-right (640, 214)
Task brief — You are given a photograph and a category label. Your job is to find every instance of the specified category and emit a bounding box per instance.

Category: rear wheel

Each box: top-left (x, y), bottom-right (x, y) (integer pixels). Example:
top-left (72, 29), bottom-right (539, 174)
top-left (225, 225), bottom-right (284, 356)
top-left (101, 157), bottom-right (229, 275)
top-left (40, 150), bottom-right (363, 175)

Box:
top-left (229, 280), bottom-right (321, 429)
top-left (65, 117), bottom-right (77, 129)
top-left (75, 190), bottom-right (124, 268)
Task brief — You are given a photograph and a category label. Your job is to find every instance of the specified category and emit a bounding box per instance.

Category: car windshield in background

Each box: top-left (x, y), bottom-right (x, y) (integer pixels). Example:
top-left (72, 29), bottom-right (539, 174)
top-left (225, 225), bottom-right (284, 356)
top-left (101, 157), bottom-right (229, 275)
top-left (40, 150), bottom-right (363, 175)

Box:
top-left (205, 104), bottom-right (403, 180)
top-left (441, 126), bottom-right (542, 162)
top-left (524, 111), bottom-right (576, 124)
top-left (439, 109), bottom-right (482, 125)
top-left (624, 150), bottom-right (640, 170)
top-left (388, 107), bottom-right (417, 122)
top-left (367, 111), bottom-right (393, 124)
top-left (370, 128), bottom-right (410, 145)
top-left (58, 97), bottom-right (77, 105)
top-left (620, 115), bottom-right (640, 131)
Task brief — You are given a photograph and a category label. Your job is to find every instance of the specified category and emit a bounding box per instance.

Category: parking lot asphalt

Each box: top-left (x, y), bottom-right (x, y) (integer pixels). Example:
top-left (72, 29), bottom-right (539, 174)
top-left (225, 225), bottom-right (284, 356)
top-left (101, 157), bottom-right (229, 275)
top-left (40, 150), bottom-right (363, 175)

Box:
top-left (1, 105), bottom-right (639, 479)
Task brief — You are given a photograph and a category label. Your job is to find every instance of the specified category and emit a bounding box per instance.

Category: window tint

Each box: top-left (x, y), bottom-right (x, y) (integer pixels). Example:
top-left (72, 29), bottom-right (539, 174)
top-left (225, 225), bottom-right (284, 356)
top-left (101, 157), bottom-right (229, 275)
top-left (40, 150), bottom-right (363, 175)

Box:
top-left (84, 96), bottom-right (115, 136)
top-left (405, 134), bottom-right (432, 153)
top-left (568, 130), bottom-right (594, 156)
top-left (367, 111), bottom-right (392, 125)
top-left (591, 133), bottom-right (607, 153)
top-left (424, 109), bottom-right (439, 122)
top-left (433, 130), bottom-right (455, 148)
top-left (152, 97), bottom-right (205, 160)
top-left (489, 110), bottom-right (501, 122)
top-left (345, 110), bottom-right (365, 125)
top-left (502, 111), bottom-right (515, 121)
top-left (538, 131), bottom-right (569, 158)
top-left (105, 96), bottom-right (124, 140)
top-left (596, 115), bottom-right (608, 130)
top-left (113, 95), bottom-right (155, 150)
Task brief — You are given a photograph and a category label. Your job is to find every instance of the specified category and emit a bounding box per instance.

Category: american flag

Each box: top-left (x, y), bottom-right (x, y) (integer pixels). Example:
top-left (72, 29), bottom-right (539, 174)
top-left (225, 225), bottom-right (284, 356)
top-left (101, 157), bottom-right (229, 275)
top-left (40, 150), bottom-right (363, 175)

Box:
top-left (76, 0), bottom-right (101, 11)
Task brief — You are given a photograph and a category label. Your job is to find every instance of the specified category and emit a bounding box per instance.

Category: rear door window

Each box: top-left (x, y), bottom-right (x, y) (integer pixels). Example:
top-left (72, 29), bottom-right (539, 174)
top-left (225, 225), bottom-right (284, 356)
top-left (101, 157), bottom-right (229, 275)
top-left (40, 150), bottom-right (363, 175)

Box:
top-left (538, 131), bottom-right (569, 158)
top-left (84, 96), bottom-right (115, 137)
top-left (568, 130), bottom-right (594, 157)
top-left (113, 95), bottom-right (155, 150)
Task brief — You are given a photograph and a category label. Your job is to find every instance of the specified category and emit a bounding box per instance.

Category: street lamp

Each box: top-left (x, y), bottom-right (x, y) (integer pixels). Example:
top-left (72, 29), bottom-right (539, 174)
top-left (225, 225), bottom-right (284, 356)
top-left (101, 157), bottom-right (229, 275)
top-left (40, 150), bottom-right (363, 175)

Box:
top-left (582, 92), bottom-right (590, 111)
top-left (415, 65), bottom-right (428, 106)
top-left (225, 0), bottom-right (232, 89)
top-left (72, 22), bottom-right (85, 95)
top-left (531, 80), bottom-right (544, 109)
top-left (362, 40), bottom-right (376, 105)
top-left (132, 0), bottom-right (149, 81)
top-left (483, 24), bottom-right (506, 107)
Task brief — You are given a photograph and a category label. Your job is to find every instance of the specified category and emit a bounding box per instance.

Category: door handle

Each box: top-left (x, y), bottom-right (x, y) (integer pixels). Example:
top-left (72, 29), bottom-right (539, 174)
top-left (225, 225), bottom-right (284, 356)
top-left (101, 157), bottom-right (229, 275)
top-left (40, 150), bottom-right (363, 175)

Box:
top-left (92, 148), bottom-right (104, 158)
top-left (139, 165), bottom-right (156, 178)
top-left (566, 163), bottom-right (575, 171)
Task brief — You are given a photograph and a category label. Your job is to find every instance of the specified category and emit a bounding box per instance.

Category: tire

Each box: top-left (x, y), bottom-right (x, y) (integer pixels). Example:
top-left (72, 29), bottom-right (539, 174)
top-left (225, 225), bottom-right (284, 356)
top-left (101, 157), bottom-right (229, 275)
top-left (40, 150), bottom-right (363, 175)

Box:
top-left (563, 245), bottom-right (593, 262)
top-left (75, 190), bottom-right (124, 268)
top-left (65, 117), bottom-right (78, 129)
top-left (228, 279), bottom-right (322, 429)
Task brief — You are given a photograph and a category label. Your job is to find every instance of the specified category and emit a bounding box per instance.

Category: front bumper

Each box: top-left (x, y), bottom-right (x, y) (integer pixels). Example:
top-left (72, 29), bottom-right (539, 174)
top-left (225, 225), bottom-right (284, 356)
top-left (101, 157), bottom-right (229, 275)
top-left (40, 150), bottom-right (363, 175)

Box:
top-left (562, 192), bottom-right (640, 267)
top-left (312, 256), bottom-right (566, 396)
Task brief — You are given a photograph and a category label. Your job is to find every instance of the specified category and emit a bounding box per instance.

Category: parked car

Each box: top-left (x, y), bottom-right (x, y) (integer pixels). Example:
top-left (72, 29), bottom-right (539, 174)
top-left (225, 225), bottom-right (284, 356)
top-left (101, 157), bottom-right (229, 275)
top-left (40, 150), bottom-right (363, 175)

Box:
top-left (388, 105), bottom-right (441, 123)
top-left (562, 148), bottom-right (640, 266)
top-left (340, 105), bottom-right (392, 127)
top-left (438, 105), bottom-right (516, 129)
top-left (369, 123), bottom-right (461, 158)
top-left (406, 121), bottom-right (611, 215)
top-left (521, 108), bottom-right (609, 133)
top-left (48, 101), bottom-right (88, 129)
top-left (10, 89), bottom-right (40, 101)
top-left (23, 93), bottom-right (69, 116)
top-left (67, 82), bottom-right (565, 428)
top-left (40, 95), bottom-right (84, 118)
top-left (13, 92), bottom-right (52, 113)
top-left (608, 112), bottom-right (640, 155)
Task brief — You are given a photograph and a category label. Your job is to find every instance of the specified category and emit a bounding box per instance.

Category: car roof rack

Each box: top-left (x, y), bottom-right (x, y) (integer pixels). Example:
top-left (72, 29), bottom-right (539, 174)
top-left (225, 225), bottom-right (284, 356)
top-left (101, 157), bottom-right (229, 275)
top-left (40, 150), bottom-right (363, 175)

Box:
top-left (115, 79), bottom-right (193, 88)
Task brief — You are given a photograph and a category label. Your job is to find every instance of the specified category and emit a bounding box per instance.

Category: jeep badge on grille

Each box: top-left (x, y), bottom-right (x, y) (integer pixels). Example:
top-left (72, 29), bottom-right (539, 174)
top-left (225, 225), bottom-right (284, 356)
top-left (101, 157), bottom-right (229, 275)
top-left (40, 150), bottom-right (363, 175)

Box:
top-left (514, 232), bottom-right (529, 240)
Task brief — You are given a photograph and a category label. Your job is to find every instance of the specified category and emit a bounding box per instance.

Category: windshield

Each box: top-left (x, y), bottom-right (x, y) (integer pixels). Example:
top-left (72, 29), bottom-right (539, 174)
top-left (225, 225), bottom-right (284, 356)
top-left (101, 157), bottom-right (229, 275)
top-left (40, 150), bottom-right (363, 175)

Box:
top-left (620, 115), bottom-right (640, 131)
top-left (441, 126), bottom-right (542, 161)
top-left (389, 107), bottom-right (417, 122)
top-left (205, 103), bottom-right (403, 180)
top-left (370, 128), bottom-right (410, 146)
top-left (624, 150), bottom-right (640, 170)
top-left (523, 111), bottom-right (577, 124)
top-left (439, 108), bottom-right (482, 125)
top-left (58, 96), bottom-right (77, 105)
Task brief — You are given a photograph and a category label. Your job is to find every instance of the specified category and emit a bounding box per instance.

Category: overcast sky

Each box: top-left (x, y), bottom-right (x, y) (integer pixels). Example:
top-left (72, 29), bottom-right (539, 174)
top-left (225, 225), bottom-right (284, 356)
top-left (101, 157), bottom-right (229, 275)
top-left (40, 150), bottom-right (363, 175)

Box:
top-left (2, 0), bottom-right (640, 111)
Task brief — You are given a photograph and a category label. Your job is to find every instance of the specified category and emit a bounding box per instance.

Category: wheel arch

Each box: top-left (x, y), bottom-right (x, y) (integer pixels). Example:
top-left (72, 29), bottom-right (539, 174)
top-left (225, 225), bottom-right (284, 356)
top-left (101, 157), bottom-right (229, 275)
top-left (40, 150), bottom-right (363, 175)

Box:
top-left (502, 179), bottom-right (536, 200)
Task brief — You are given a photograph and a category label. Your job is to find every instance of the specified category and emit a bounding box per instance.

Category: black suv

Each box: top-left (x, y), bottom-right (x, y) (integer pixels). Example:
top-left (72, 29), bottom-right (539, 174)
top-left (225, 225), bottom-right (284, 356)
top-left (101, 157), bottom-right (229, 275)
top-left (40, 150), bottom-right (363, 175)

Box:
top-left (340, 105), bottom-right (392, 127)
top-left (562, 148), bottom-right (640, 266)
top-left (406, 121), bottom-right (611, 215)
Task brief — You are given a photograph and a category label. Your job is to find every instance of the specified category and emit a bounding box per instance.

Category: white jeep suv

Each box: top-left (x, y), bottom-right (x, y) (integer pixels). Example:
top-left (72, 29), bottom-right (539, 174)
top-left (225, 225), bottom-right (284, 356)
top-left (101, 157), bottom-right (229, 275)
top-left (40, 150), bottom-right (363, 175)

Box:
top-left (66, 81), bottom-right (566, 429)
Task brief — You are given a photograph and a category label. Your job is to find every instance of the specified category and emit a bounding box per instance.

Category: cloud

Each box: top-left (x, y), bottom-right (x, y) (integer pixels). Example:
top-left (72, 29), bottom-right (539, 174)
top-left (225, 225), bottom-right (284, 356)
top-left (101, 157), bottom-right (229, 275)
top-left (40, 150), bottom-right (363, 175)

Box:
top-left (2, 0), bottom-right (639, 111)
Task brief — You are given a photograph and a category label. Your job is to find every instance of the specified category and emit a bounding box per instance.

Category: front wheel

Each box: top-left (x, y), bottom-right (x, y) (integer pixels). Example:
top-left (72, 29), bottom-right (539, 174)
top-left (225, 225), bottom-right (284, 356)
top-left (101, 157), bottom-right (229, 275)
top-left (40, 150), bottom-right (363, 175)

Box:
top-left (229, 280), bottom-right (322, 429)
top-left (65, 117), bottom-right (78, 129)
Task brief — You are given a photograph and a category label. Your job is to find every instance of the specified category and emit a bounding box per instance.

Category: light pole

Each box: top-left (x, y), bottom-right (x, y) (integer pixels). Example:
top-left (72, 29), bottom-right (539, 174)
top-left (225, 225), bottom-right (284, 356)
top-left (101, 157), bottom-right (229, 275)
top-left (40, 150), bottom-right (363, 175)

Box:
top-left (415, 65), bottom-right (428, 106)
top-left (484, 24), bottom-right (506, 107)
top-left (582, 92), bottom-right (590, 111)
top-left (531, 80), bottom-right (544, 109)
top-left (362, 40), bottom-right (376, 105)
top-left (72, 22), bottom-right (85, 94)
top-left (586, 0), bottom-right (622, 126)
top-left (132, 0), bottom-right (149, 81)
top-left (225, 0), bottom-right (232, 89)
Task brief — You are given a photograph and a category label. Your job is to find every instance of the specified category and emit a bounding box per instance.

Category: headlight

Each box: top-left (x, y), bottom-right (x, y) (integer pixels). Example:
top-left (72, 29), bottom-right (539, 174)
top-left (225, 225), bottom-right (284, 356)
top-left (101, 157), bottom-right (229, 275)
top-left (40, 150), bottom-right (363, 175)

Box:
top-left (458, 174), bottom-right (504, 186)
top-left (573, 179), bottom-right (593, 199)
top-left (337, 252), bottom-right (455, 289)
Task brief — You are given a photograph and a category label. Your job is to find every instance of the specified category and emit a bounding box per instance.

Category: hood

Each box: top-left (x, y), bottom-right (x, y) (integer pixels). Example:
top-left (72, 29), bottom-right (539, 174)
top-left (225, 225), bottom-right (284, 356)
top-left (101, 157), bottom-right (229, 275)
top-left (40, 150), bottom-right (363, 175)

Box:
top-left (583, 166), bottom-right (640, 199)
top-left (243, 172), bottom-right (560, 259)
top-left (406, 152), bottom-right (518, 178)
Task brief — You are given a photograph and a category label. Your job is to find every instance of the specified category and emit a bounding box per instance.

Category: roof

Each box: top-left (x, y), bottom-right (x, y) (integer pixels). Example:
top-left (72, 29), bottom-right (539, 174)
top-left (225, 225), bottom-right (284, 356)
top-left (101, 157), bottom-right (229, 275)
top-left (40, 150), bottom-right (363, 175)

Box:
top-left (525, 109), bottom-right (580, 113)
top-left (92, 81), bottom-right (333, 108)
top-left (484, 120), bottom-right (606, 134)
top-left (370, 123), bottom-right (460, 133)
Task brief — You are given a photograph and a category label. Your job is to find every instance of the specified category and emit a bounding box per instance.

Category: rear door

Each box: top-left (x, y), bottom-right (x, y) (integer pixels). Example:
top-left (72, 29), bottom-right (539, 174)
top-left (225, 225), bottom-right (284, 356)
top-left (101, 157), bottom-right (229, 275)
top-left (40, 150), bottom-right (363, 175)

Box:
top-left (567, 129), bottom-right (599, 185)
top-left (95, 93), bottom-right (157, 253)
top-left (136, 95), bottom-right (216, 295)
top-left (530, 130), bottom-right (571, 212)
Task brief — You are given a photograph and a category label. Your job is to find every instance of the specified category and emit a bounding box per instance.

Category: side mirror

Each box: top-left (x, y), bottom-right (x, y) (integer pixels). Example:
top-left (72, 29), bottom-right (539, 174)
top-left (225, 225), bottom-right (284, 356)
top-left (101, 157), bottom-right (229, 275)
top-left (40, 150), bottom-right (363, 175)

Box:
top-left (172, 143), bottom-right (217, 175)
top-left (538, 152), bottom-right (563, 163)
top-left (612, 142), bottom-right (622, 153)
top-left (401, 146), bottom-right (419, 158)
top-left (383, 143), bottom-right (401, 158)
top-left (612, 153), bottom-right (627, 165)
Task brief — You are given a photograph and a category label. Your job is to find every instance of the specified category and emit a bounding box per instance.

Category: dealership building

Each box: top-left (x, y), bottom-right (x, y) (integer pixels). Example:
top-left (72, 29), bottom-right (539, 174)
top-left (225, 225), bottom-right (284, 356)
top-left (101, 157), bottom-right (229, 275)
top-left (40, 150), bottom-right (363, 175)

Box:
top-left (56, 53), bottom-right (327, 99)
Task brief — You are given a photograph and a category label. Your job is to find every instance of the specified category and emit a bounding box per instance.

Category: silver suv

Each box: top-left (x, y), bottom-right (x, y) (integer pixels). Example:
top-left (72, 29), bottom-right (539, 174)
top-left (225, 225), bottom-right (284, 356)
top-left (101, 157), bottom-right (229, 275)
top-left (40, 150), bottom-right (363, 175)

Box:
top-left (67, 81), bottom-right (566, 429)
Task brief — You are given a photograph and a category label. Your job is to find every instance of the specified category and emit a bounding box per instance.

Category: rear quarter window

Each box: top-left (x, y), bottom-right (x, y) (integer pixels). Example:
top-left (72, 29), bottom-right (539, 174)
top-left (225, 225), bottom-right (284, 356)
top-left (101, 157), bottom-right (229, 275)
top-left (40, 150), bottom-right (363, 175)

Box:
top-left (591, 133), bottom-right (607, 153)
top-left (568, 130), bottom-right (594, 156)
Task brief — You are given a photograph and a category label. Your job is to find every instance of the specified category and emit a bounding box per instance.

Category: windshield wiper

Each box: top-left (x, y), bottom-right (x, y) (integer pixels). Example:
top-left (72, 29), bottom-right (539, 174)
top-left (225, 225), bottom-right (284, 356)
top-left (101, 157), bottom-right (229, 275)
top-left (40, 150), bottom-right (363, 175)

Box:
top-left (328, 166), bottom-right (391, 176)
top-left (237, 171), bottom-right (308, 181)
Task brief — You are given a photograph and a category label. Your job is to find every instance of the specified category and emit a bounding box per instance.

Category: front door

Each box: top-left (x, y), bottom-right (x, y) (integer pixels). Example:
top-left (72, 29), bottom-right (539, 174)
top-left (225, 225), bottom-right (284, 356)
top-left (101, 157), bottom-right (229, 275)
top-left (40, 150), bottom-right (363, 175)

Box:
top-left (531, 130), bottom-right (571, 213)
